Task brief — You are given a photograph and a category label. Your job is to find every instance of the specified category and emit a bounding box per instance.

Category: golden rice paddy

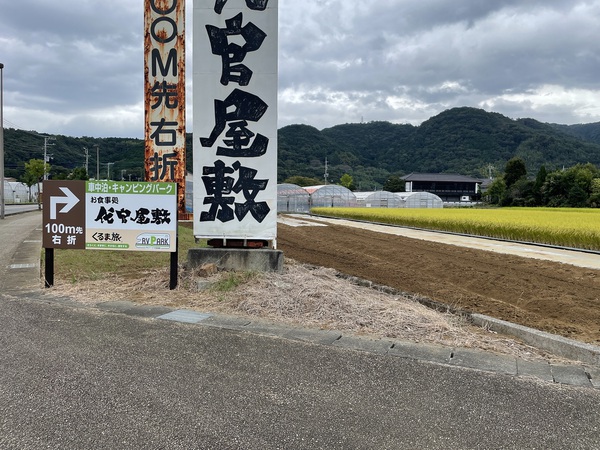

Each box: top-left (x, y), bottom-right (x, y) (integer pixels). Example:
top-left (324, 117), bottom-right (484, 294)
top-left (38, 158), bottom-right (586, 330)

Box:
top-left (311, 207), bottom-right (600, 250)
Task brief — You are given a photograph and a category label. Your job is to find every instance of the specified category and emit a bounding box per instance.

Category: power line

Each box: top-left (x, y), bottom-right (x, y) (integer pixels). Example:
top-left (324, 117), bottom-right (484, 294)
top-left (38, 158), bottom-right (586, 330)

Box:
top-left (2, 119), bottom-right (44, 139)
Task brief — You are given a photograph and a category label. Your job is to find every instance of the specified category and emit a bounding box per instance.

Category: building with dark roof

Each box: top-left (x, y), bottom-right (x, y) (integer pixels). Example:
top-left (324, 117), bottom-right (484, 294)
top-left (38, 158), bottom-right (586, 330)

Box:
top-left (401, 173), bottom-right (482, 202)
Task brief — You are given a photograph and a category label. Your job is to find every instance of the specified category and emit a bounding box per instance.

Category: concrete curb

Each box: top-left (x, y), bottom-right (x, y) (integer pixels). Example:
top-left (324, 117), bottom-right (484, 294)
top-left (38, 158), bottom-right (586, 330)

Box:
top-left (471, 314), bottom-right (600, 366)
top-left (190, 311), bottom-right (596, 388)
top-left (94, 302), bottom-right (597, 389)
top-left (335, 271), bottom-right (600, 369)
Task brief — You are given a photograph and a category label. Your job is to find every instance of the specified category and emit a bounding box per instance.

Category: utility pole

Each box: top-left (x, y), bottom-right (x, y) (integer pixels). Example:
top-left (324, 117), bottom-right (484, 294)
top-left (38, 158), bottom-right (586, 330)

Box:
top-left (104, 162), bottom-right (114, 180)
top-left (324, 157), bottom-right (329, 184)
top-left (83, 147), bottom-right (89, 176)
top-left (95, 144), bottom-right (100, 180)
top-left (43, 136), bottom-right (55, 180)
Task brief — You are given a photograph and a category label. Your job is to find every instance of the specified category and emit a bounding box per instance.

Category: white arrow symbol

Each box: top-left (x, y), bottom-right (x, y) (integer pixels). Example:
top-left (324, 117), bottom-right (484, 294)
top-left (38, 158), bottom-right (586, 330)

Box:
top-left (50, 187), bottom-right (80, 220)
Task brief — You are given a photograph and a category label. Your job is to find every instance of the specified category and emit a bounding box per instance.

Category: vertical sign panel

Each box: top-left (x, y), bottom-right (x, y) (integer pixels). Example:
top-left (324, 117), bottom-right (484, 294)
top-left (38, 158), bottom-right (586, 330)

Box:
top-left (144, 0), bottom-right (187, 218)
top-left (42, 181), bottom-right (86, 250)
top-left (193, 0), bottom-right (278, 244)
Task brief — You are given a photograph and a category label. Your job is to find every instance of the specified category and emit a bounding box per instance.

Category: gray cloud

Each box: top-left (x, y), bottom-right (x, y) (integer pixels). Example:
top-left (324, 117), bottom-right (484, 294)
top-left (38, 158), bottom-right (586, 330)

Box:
top-left (1, 0), bottom-right (600, 137)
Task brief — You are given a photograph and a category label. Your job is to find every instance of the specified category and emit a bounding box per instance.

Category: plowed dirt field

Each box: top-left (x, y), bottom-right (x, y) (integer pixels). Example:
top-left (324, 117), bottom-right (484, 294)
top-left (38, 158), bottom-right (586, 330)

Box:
top-left (277, 218), bottom-right (600, 345)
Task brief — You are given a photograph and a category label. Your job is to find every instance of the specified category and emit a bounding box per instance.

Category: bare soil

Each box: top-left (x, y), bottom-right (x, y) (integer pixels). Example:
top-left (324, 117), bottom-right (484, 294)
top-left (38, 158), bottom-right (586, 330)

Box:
top-left (277, 219), bottom-right (600, 346)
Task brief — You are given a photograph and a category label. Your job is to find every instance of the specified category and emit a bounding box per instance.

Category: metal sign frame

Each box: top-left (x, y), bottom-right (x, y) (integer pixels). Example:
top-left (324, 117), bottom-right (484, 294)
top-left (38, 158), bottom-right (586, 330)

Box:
top-left (42, 180), bottom-right (179, 288)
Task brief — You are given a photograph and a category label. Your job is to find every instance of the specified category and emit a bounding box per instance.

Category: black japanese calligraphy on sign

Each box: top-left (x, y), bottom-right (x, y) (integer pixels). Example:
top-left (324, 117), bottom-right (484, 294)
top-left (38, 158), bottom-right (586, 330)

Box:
top-left (194, 0), bottom-right (276, 236)
top-left (200, 88), bottom-right (269, 157)
top-left (149, 152), bottom-right (178, 181)
top-left (150, 119), bottom-right (178, 146)
top-left (231, 161), bottom-right (270, 222)
top-left (206, 13), bottom-right (267, 86)
top-left (150, 208), bottom-right (172, 225)
top-left (213, 0), bottom-right (268, 14)
top-left (94, 206), bottom-right (172, 226)
top-left (201, 159), bottom-right (270, 223)
top-left (151, 81), bottom-right (179, 109)
top-left (95, 206), bottom-right (116, 224)
top-left (201, 160), bottom-right (235, 223)
top-left (116, 208), bottom-right (131, 223)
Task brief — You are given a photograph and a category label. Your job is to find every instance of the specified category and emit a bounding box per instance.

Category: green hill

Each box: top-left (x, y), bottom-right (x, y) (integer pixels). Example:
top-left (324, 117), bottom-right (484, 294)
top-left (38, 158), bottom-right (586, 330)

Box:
top-left (549, 121), bottom-right (600, 145)
top-left (5, 107), bottom-right (600, 189)
top-left (279, 107), bottom-right (600, 187)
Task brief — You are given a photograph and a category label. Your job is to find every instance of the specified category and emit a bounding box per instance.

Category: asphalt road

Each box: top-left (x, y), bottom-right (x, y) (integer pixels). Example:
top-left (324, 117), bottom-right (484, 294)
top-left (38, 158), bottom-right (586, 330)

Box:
top-left (1, 212), bottom-right (600, 449)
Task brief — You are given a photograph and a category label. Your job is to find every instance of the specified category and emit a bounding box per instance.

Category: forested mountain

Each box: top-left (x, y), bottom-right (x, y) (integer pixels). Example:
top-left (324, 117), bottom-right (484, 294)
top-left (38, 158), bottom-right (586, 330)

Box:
top-left (550, 121), bottom-right (600, 145)
top-left (5, 107), bottom-right (600, 190)
top-left (279, 108), bottom-right (600, 188)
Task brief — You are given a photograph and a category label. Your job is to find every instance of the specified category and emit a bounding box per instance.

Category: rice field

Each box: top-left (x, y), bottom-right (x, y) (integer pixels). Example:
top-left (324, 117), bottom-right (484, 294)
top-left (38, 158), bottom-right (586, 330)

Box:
top-left (310, 207), bottom-right (600, 251)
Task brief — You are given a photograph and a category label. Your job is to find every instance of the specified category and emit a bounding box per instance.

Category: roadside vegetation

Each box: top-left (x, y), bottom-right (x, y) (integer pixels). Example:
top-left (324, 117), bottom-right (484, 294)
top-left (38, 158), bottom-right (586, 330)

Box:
top-left (311, 207), bottom-right (600, 251)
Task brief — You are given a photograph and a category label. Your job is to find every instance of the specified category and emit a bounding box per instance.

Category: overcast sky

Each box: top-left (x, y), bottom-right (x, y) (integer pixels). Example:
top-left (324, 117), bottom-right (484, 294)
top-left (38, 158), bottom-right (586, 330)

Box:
top-left (2, 0), bottom-right (600, 138)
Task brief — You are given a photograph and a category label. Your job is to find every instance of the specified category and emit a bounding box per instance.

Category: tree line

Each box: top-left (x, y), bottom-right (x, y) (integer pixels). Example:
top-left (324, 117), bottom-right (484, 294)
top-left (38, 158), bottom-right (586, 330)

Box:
top-left (486, 158), bottom-right (600, 207)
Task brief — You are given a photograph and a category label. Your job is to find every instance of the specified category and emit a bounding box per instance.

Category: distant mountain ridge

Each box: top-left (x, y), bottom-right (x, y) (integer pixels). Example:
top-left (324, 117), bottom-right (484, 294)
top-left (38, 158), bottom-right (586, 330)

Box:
top-left (5, 107), bottom-right (600, 189)
top-left (279, 108), bottom-right (600, 188)
top-left (549, 121), bottom-right (600, 145)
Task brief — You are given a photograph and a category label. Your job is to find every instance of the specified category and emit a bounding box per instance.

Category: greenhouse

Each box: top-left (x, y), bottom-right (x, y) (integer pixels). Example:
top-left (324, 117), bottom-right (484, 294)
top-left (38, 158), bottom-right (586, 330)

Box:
top-left (2, 180), bottom-right (38, 204)
top-left (354, 191), bottom-right (403, 208)
top-left (277, 183), bottom-right (310, 213)
top-left (304, 185), bottom-right (358, 208)
top-left (397, 191), bottom-right (443, 208)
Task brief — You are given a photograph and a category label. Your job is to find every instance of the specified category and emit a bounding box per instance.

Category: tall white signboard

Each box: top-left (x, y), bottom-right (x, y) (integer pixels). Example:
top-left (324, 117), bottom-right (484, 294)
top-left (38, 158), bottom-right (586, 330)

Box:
top-left (193, 0), bottom-right (278, 245)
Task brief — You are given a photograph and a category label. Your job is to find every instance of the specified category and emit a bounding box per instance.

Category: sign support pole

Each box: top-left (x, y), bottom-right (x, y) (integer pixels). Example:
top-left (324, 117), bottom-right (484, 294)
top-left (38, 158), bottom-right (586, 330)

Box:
top-left (170, 238), bottom-right (178, 290)
top-left (169, 185), bottom-right (179, 290)
top-left (44, 248), bottom-right (54, 288)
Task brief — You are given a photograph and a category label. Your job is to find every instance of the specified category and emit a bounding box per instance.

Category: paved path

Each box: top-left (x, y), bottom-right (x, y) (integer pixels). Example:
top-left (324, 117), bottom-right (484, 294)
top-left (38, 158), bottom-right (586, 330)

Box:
top-left (1, 211), bottom-right (600, 448)
top-left (0, 211), bottom-right (43, 293)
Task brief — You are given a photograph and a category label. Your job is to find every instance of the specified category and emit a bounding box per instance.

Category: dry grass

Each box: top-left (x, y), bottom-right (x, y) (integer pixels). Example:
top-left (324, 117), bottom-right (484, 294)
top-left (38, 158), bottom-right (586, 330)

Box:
top-left (47, 258), bottom-right (565, 363)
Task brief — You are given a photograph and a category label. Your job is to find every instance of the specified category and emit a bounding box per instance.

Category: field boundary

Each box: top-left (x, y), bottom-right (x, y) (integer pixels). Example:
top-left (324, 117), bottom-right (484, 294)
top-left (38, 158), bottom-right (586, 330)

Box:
top-left (336, 267), bottom-right (600, 366)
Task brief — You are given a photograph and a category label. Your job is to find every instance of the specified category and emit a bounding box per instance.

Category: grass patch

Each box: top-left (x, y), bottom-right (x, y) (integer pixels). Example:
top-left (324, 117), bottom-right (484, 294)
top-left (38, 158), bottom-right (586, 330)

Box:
top-left (210, 271), bottom-right (257, 292)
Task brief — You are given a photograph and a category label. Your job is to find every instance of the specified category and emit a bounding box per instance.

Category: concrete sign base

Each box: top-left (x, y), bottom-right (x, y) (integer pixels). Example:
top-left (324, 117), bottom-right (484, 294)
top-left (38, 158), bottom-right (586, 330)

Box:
top-left (188, 248), bottom-right (284, 273)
